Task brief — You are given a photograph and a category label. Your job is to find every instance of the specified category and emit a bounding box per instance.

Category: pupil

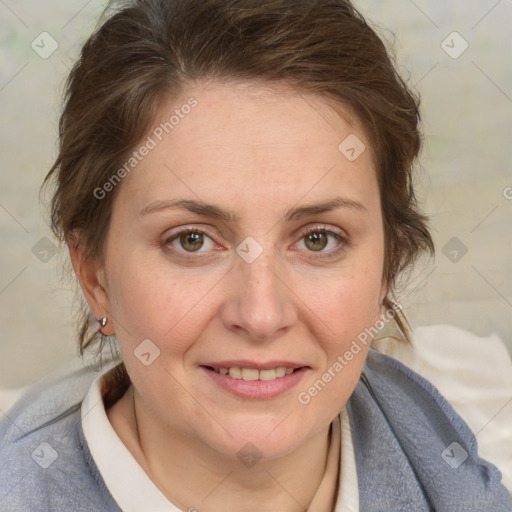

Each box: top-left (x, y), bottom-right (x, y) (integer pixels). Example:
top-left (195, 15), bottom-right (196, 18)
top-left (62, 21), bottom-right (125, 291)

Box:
top-left (306, 232), bottom-right (327, 251)
top-left (181, 232), bottom-right (203, 251)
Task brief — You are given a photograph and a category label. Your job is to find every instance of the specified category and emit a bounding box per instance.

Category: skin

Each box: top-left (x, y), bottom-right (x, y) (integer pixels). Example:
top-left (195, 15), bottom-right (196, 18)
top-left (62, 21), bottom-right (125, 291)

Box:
top-left (70, 80), bottom-right (388, 511)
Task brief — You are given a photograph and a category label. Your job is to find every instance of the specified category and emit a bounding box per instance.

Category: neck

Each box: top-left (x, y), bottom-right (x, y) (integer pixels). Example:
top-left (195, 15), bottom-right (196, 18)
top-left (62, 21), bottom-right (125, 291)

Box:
top-left (108, 385), bottom-right (334, 512)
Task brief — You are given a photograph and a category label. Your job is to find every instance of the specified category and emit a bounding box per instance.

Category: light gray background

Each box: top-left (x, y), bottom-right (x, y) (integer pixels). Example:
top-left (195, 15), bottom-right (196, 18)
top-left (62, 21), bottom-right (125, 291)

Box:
top-left (1, 0), bottom-right (511, 388)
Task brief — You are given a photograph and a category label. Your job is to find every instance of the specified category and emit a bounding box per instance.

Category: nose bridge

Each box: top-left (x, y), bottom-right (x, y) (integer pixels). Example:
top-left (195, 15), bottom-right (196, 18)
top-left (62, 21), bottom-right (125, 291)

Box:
top-left (225, 242), bottom-right (296, 340)
top-left (242, 249), bottom-right (280, 299)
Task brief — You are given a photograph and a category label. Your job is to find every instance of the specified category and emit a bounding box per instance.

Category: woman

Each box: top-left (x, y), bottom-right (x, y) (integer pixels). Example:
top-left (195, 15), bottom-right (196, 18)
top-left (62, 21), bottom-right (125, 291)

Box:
top-left (1, 0), bottom-right (511, 510)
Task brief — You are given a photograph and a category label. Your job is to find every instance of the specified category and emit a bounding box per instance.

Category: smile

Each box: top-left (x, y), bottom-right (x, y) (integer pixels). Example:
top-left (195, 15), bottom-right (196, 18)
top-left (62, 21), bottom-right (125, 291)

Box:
top-left (207, 366), bottom-right (297, 381)
top-left (200, 364), bottom-right (309, 399)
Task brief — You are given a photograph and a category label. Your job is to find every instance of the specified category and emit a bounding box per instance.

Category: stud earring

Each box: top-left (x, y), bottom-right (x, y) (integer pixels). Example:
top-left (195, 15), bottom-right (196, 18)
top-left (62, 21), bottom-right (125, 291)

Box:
top-left (97, 316), bottom-right (108, 333)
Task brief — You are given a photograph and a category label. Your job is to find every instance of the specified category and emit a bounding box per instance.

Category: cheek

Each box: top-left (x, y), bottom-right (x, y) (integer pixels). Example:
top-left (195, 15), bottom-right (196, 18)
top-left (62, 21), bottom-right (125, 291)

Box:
top-left (318, 288), bottom-right (378, 378)
top-left (304, 257), bottom-right (384, 391)
top-left (296, 276), bottom-right (378, 416)
top-left (105, 250), bottom-right (224, 353)
top-left (314, 261), bottom-right (384, 341)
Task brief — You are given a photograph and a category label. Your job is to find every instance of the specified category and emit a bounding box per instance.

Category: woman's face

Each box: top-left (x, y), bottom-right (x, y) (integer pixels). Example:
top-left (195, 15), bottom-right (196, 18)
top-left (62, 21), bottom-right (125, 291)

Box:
top-left (93, 80), bottom-right (387, 459)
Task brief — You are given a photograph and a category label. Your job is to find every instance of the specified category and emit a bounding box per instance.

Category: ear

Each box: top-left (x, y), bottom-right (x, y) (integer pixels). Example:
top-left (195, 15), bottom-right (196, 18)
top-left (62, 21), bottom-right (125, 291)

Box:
top-left (67, 232), bottom-right (115, 336)
top-left (376, 274), bottom-right (390, 320)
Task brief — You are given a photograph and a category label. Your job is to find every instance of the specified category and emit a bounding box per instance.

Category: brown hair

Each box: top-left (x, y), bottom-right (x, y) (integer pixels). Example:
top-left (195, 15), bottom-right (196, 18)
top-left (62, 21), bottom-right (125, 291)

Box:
top-left (43, 0), bottom-right (434, 395)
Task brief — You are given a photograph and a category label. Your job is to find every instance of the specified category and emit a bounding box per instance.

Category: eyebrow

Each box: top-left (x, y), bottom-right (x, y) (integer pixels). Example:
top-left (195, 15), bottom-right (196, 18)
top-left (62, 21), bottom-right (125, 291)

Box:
top-left (139, 196), bottom-right (368, 222)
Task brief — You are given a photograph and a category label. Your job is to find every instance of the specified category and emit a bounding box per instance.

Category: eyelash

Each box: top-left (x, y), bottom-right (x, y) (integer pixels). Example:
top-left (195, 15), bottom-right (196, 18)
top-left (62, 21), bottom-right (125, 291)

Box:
top-left (161, 224), bottom-right (350, 261)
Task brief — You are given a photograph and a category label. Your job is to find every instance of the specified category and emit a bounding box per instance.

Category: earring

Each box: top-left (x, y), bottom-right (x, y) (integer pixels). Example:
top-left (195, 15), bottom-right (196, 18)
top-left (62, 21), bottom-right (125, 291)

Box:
top-left (97, 316), bottom-right (108, 333)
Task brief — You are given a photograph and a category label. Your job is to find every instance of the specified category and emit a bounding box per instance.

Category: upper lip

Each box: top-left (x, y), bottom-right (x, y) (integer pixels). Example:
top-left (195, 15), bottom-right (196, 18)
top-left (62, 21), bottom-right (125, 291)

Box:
top-left (201, 360), bottom-right (308, 370)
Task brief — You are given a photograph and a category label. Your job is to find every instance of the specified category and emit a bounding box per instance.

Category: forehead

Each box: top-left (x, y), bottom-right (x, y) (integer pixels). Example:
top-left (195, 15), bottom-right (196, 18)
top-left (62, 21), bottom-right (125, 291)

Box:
top-left (115, 80), bottom-right (380, 219)
top-left (167, 79), bottom-right (370, 157)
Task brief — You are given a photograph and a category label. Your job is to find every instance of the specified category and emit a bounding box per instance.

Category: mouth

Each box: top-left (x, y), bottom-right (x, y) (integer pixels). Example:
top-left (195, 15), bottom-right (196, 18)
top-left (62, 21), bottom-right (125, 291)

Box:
top-left (199, 362), bottom-right (309, 399)
top-left (202, 365), bottom-right (301, 381)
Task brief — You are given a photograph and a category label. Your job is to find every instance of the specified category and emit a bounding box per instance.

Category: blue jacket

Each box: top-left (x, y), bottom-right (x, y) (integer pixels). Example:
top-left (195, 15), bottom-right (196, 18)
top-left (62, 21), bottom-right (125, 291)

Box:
top-left (1, 348), bottom-right (511, 511)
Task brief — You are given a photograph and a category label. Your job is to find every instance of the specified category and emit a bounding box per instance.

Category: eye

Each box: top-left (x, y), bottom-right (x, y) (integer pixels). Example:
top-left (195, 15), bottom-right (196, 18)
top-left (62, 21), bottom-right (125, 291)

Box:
top-left (162, 227), bottom-right (217, 258)
top-left (295, 225), bottom-right (349, 258)
top-left (161, 224), bottom-right (349, 261)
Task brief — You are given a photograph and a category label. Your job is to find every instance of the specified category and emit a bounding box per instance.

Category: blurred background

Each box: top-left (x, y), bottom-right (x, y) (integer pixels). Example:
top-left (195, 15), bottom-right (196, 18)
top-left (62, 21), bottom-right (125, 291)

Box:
top-left (1, 0), bottom-right (511, 388)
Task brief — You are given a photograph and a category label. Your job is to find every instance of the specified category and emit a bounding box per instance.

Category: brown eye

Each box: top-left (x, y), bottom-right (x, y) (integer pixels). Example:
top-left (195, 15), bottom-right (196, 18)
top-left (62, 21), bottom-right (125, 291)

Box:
top-left (304, 231), bottom-right (329, 252)
top-left (295, 226), bottom-right (349, 260)
top-left (163, 228), bottom-right (217, 257)
top-left (178, 231), bottom-right (204, 252)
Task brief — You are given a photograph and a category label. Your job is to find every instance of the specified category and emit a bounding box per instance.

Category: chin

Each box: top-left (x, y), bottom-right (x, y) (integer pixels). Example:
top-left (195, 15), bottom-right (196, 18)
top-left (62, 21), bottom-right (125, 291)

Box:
top-left (200, 413), bottom-right (318, 462)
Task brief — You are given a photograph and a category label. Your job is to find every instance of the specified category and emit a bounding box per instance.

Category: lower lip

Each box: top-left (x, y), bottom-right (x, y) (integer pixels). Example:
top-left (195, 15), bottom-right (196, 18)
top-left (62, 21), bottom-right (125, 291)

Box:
top-left (201, 367), bottom-right (308, 399)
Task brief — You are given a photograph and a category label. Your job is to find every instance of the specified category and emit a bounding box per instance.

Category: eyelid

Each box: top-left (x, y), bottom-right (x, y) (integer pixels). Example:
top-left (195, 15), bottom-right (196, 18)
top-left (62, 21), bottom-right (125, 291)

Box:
top-left (300, 224), bottom-right (346, 238)
top-left (162, 224), bottom-right (217, 241)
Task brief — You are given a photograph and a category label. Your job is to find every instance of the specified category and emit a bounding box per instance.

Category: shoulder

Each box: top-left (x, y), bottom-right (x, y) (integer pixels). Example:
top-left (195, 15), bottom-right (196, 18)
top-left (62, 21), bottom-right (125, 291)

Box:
top-left (0, 358), bottom-right (121, 512)
top-left (372, 324), bottom-right (512, 492)
top-left (361, 346), bottom-right (487, 451)
top-left (361, 346), bottom-right (477, 442)
top-left (348, 347), bottom-right (512, 510)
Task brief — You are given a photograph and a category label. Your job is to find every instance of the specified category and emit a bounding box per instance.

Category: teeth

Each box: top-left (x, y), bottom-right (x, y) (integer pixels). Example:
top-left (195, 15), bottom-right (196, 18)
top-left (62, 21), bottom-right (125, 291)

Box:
top-left (275, 367), bottom-right (286, 378)
top-left (228, 367), bottom-right (242, 379)
top-left (241, 368), bottom-right (259, 381)
top-left (212, 366), bottom-right (297, 381)
top-left (259, 369), bottom-right (276, 381)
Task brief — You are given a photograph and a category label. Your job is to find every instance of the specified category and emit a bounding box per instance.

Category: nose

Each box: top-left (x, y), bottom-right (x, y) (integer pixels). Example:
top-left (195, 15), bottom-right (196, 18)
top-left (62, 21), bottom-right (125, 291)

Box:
top-left (220, 250), bottom-right (297, 342)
